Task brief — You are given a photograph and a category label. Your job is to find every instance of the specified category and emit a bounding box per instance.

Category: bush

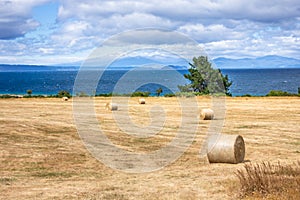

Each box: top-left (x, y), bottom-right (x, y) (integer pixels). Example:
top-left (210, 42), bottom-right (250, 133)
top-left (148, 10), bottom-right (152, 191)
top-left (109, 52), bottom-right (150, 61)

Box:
top-left (26, 90), bottom-right (32, 96)
top-left (175, 92), bottom-right (196, 97)
top-left (95, 93), bottom-right (112, 97)
top-left (156, 87), bottom-right (163, 96)
top-left (241, 94), bottom-right (252, 97)
top-left (164, 93), bottom-right (176, 97)
top-left (23, 95), bottom-right (46, 98)
top-left (76, 91), bottom-right (89, 97)
top-left (131, 91), bottom-right (150, 97)
top-left (266, 90), bottom-right (296, 96)
top-left (0, 94), bottom-right (21, 98)
top-left (58, 90), bottom-right (72, 98)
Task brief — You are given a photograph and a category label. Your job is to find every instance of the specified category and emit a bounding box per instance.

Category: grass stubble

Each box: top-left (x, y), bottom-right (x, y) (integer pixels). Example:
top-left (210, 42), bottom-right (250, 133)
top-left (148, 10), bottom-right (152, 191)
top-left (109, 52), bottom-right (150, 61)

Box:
top-left (236, 161), bottom-right (300, 199)
top-left (0, 96), bottom-right (299, 199)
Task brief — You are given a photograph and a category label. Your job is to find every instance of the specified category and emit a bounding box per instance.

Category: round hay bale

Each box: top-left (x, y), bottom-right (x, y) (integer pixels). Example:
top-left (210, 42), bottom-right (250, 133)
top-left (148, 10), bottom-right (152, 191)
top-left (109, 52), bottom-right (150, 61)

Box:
top-left (138, 98), bottom-right (146, 104)
top-left (207, 134), bottom-right (245, 164)
top-left (200, 108), bottom-right (214, 120)
top-left (106, 103), bottom-right (118, 111)
top-left (62, 96), bottom-right (69, 101)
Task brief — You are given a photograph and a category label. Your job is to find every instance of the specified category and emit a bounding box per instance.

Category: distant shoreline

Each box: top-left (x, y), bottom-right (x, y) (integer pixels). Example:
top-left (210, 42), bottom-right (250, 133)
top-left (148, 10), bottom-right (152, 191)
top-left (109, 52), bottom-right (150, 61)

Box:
top-left (1, 91), bottom-right (299, 99)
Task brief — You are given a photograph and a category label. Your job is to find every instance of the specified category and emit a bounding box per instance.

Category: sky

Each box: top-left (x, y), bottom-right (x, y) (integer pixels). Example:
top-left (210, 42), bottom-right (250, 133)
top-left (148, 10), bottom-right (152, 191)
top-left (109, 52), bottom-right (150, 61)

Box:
top-left (0, 0), bottom-right (300, 65)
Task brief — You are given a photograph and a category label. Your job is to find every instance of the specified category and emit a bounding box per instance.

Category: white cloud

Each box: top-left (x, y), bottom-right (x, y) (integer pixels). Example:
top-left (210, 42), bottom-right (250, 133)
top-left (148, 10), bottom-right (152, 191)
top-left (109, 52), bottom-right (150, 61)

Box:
top-left (177, 23), bottom-right (245, 42)
top-left (1, 0), bottom-right (300, 64)
top-left (51, 20), bottom-right (92, 46)
top-left (0, 0), bottom-right (51, 39)
top-left (53, 0), bottom-right (300, 60)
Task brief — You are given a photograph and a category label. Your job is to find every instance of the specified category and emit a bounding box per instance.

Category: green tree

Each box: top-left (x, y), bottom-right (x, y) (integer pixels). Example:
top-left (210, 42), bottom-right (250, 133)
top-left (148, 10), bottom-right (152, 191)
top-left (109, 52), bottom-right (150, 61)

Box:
top-left (156, 87), bottom-right (163, 96)
top-left (26, 89), bottom-right (32, 96)
top-left (57, 90), bottom-right (71, 98)
top-left (220, 69), bottom-right (232, 96)
top-left (131, 91), bottom-right (150, 97)
top-left (179, 56), bottom-right (232, 96)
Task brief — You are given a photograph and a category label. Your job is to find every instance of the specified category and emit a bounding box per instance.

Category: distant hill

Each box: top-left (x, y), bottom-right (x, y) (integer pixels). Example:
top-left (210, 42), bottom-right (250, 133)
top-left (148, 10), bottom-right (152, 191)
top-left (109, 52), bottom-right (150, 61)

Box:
top-left (213, 55), bottom-right (300, 69)
top-left (0, 64), bottom-right (79, 72)
top-left (86, 55), bottom-right (300, 69)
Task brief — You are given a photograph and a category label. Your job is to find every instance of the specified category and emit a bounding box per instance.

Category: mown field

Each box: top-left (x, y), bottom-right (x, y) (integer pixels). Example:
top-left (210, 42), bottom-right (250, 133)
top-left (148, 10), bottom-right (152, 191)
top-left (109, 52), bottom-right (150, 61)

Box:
top-left (0, 97), bottom-right (299, 199)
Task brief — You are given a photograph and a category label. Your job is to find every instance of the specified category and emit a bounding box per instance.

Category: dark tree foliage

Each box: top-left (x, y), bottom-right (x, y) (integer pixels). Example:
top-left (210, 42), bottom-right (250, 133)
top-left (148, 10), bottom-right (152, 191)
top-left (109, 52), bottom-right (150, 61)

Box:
top-left (26, 89), bottom-right (32, 96)
top-left (57, 90), bottom-right (72, 98)
top-left (156, 87), bottom-right (163, 96)
top-left (219, 69), bottom-right (232, 96)
top-left (179, 56), bottom-right (232, 96)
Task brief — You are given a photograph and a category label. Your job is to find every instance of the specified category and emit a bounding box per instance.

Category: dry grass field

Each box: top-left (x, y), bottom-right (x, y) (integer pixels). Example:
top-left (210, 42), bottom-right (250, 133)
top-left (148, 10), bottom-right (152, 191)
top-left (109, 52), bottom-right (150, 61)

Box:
top-left (0, 96), bottom-right (299, 199)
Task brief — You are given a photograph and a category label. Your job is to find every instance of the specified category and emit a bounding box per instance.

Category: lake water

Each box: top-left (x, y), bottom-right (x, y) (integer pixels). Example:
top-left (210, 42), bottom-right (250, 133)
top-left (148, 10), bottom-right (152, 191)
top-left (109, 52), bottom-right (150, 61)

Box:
top-left (0, 68), bottom-right (299, 96)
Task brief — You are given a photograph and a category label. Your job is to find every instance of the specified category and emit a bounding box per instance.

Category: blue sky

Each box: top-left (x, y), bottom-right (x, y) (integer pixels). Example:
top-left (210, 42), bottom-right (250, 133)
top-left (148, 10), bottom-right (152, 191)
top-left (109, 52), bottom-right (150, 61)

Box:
top-left (0, 0), bottom-right (300, 65)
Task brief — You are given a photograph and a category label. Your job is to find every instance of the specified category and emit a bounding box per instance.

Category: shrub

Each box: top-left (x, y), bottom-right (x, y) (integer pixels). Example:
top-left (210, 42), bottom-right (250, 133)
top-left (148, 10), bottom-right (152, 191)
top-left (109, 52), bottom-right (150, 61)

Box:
top-left (241, 94), bottom-right (252, 97)
top-left (23, 95), bottom-right (46, 98)
top-left (131, 91), bottom-right (150, 97)
top-left (266, 90), bottom-right (296, 96)
top-left (76, 91), bottom-right (89, 97)
top-left (156, 87), bottom-right (163, 96)
top-left (26, 89), bottom-right (32, 96)
top-left (95, 93), bottom-right (112, 97)
top-left (0, 94), bottom-right (20, 98)
top-left (175, 92), bottom-right (196, 98)
top-left (57, 90), bottom-right (72, 98)
top-left (164, 93), bottom-right (176, 97)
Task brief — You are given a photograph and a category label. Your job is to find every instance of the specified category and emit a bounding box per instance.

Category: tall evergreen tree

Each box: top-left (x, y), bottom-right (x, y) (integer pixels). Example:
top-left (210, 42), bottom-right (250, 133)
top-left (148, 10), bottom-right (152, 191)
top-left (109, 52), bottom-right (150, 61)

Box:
top-left (178, 56), bottom-right (232, 96)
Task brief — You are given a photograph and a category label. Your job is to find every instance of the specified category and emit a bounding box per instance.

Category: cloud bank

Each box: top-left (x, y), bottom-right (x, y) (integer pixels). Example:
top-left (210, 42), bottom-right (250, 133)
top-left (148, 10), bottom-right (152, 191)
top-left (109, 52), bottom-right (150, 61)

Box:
top-left (0, 0), bottom-right (299, 64)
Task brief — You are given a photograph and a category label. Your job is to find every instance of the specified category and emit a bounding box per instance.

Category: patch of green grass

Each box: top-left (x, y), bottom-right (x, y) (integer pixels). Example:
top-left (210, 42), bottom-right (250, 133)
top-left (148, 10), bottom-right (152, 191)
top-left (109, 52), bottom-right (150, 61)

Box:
top-left (132, 138), bottom-right (152, 144)
top-left (100, 193), bottom-right (128, 200)
top-left (237, 125), bottom-right (252, 129)
top-left (24, 161), bottom-right (46, 172)
top-left (32, 171), bottom-right (72, 178)
top-left (164, 125), bottom-right (180, 130)
top-left (236, 124), bottom-right (267, 129)
top-left (289, 141), bottom-right (300, 146)
top-left (0, 177), bottom-right (16, 185)
top-left (22, 162), bottom-right (73, 178)
top-left (35, 125), bottom-right (74, 135)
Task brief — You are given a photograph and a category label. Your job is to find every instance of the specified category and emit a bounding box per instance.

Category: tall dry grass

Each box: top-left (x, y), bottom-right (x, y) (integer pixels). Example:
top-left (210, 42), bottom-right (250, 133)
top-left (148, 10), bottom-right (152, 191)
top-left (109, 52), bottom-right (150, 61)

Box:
top-left (236, 161), bottom-right (300, 199)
